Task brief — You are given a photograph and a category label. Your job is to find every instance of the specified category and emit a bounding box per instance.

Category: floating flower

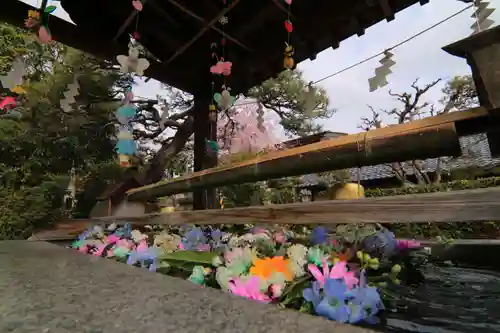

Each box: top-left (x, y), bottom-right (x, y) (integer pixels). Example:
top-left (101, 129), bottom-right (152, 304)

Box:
top-left (250, 256), bottom-right (293, 282)
top-left (153, 232), bottom-right (182, 253)
top-left (182, 227), bottom-right (209, 251)
top-left (314, 278), bottom-right (351, 323)
top-left (189, 266), bottom-right (207, 285)
top-left (287, 244), bottom-right (308, 277)
top-left (307, 246), bottom-right (325, 265)
top-left (346, 270), bottom-right (384, 324)
top-left (303, 281), bottom-right (322, 308)
top-left (311, 226), bottom-right (327, 245)
top-left (362, 229), bottom-right (397, 258)
top-left (396, 239), bottom-right (421, 250)
top-left (308, 260), bottom-right (358, 289)
top-left (228, 276), bottom-right (271, 303)
top-left (127, 245), bottom-right (158, 272)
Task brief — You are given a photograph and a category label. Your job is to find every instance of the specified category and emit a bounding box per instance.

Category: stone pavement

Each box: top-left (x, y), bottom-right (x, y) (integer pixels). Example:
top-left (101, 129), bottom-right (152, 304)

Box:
top-left (0, 241), bottom-right (377, 333)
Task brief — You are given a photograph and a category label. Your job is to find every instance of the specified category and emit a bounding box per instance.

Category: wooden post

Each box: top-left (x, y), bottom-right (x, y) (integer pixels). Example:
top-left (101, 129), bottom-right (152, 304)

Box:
top-left (443, 26), bottom-right (500, 156)
top-left (193, 90), bottom-right (218, 210)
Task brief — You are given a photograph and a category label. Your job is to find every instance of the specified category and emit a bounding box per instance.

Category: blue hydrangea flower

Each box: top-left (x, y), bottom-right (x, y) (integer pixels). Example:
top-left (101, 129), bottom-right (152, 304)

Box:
top-left (311, 226), bottom-right (328, 245)
top-left (114, 223), bottom-right (132, 238)
top-left (303, 281), bottom-right (322, 308)
top-left (361, 229), bottom-right (397, 258)
top-left (182, 227), bottom-right (208, 250)
top-left (127, 247), bottom-right (158, 272)
top-left (209, 228), bottom-right (226, 249)
top-left (315, 279), bottom-right (351, 322)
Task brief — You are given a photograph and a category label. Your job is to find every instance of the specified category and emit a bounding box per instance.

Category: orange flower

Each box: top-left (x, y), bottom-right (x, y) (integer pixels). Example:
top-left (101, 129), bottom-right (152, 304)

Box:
top-left (331, 249), bottom-right (354, 263)
top-left (249, 256), bottom-right (293, 281)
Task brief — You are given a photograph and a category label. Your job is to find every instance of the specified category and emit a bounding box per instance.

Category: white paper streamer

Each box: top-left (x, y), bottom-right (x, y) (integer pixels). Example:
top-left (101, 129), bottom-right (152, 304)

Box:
top-left (470, 0), bottom-right (495, 34)
top-left (368, 50), bottom-right (395, 92)
top-left (60, 75), bottom-right (80, 113)
top-left (0, 57), bottom-right (26, 90)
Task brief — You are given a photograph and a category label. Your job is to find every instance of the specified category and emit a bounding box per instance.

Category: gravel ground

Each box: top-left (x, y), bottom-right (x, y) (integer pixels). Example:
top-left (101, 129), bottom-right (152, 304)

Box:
top-left (0, 241), bottom-right (376, 333)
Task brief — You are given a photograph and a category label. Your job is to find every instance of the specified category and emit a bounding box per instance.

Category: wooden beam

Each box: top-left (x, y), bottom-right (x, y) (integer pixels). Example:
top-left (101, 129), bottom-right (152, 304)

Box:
top-left (127, 107), bottom-right (489, 201)
top-left (163, 0), bottom-right (242, 66)
top-left (95, 187), bottom-right (500, 225)
top-left (379, 0), bottom-right (395, 21)
top-left (159, 0), bottom-right (251, 51)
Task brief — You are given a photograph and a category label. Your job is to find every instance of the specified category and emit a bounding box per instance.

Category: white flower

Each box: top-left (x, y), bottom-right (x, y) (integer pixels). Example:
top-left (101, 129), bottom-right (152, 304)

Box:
top-left (219, 16), bottom-right (228, 25)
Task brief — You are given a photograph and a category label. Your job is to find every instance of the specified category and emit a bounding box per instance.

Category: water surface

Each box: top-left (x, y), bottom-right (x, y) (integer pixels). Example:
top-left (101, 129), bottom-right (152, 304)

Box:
top-left (387, 265), bottom-right (500, 333)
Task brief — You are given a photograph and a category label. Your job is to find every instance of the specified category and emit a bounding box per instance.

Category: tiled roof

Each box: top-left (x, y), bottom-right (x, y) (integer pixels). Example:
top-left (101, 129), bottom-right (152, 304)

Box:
top-left (347, 133), bottom-right (500, 181)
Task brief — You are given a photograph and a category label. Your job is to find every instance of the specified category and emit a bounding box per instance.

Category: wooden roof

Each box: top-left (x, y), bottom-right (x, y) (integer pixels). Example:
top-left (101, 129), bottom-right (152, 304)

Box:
top-left (2, 0), bottom-right (428, 94)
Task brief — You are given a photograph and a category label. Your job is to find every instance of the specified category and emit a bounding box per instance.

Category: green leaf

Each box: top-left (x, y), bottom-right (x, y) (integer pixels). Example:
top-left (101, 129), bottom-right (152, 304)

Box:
top-left (279, 275), bottom-right (310, 305)
top-left (158, 250), bottom-right (217, 265)
top-left (44, 6), bottom-right (57, 13)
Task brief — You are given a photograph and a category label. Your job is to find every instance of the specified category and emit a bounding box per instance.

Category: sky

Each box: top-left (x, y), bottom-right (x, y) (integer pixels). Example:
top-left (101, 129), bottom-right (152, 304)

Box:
top-left (20, 0), bottom-right (500, 134)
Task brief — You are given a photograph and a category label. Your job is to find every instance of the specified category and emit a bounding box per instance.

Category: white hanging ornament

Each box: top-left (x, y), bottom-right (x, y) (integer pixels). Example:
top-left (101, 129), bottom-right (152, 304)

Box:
top-left (0, 57), bottom-right (26, 90)
top-left (256, 102), bottom-right (265, 132)
top-left (214, 85), bottom-right (236, 111)
top-left (159, 104), bottom-right (169, 130)
top-left (60, 75), bottom-right (81, 113)
top-left (303, 83), bottom-right (318, 115)
top-left (368, 50), bottom-right (395, 92)
top-left (116, 46), bottom-right (150, 75)
top-left (470, 0), bottom-right (496, 34)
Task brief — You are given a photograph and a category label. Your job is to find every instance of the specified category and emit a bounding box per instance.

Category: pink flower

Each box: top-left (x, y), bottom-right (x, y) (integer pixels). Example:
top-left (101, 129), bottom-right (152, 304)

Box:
top-left (229, 277), bottom-right (271, 303)
top-left (136, 240), bottom-right (148, 252)
top-left (197, 244), bottom-right (211, 252)
top-left (38, 26), bottom-right (52, 44)
top-left (396, 239), bottom-right (421, 250)
top-left (210, 60), bottom-right (232, 76)
top-left (273, 231), bottom-right (287, 244)
top-left (308, 260), bottom-right (359, 289)
top-left (78, 245), bottom-right (89, 253)
top-left (106, 235), bottom-right (120, 244)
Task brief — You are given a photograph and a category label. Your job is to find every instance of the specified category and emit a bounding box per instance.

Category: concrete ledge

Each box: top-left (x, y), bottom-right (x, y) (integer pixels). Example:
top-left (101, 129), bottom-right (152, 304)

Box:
top-left (0, 241), bottom-right (375, 333)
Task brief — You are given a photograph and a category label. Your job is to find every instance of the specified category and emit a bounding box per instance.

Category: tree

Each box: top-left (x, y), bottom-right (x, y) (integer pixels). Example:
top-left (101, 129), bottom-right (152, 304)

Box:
top-left (0, 23), bottom-right (127, 237)
top-left (133, 69), bottom-right (333, 184)
top-left (358, 75), bottom-right (478, 186)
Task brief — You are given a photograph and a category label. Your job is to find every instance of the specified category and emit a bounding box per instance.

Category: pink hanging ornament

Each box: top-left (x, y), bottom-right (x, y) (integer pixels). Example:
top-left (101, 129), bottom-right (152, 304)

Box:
top-left (284, 0), bottom-right (292, 4)
top-left (38, 26), bottom-right (52, 44)
top-left (132, 0), bottom-right (143, 11)
top-left (210, 60), bottom-right (232, 76)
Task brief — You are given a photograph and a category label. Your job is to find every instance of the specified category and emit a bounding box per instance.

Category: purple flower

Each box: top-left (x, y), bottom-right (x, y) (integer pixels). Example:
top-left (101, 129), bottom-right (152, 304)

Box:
top-left (362, 229), bottom-right (396, 258)
top-left (311, 227), bottom-right (327, 245)
top-left (303, 281), bottom-right (322, 308)
top-left (182, 227), bottom-right (209, 251)
top-left (127, 247), bottom-right (158, 272)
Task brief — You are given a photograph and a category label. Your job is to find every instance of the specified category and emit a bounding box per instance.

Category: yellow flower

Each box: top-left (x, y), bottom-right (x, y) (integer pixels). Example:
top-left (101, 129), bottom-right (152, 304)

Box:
top-left (11, 85), bottom-right (26, 95)
top-left (249, 256), bottom-right (293, 281)
top-left (28, 10), bottom-right (40, 19)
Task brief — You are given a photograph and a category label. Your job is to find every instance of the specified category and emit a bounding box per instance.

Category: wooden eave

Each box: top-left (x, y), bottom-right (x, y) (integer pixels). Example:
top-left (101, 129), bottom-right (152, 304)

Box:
top-left (125, 107), bottom-right (491, 201)
top-left (1, 0), bottom-right (429, 94)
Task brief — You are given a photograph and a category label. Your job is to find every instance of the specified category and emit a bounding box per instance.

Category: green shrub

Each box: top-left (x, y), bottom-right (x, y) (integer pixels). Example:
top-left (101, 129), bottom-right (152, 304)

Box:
top-left (365, 177), bottom-right (500, 239)
top-left (0, 181), bottom-right (65, 239)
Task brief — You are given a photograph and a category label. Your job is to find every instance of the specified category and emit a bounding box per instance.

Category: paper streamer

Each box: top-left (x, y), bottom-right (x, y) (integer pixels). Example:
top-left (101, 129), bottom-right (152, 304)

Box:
top-left (368, 50), bottom-right (395, 92)
top-left (115, 103), bottom-right (138, 166)
top-left (471, 0), bottom-right (495, 34)
top-left (0, 57), bottom-right (26, 90)
top-left (60, 75), bottom-right (81, 113)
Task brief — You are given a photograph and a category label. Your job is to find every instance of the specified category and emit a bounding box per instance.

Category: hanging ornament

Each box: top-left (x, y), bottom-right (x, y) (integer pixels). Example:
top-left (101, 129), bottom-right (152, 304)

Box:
top-left (132, 31), bottom-right (141, 40)
top-left (132, 0), bottom-right (143, 11)
top-left (210, 58), bottom-right (232, 76)
top-left (219, 16), bottom-right (228, 25)
top-left (25, 8), bottom-right (54, 44)
top-left (115, 102), bottom-right (138, 167)
top-left (0, 57), bottom-right (26, 91)
top-left (159, 104), bottom-right (170, 130)
top-left (0, 96), bottom-right (17, 112)
top-left (117, 46), bottom-right (150, 75)
top-left (205, 139), bottom-right (220, 153)
top-left (303, 83), bottom-right (318, 115)
top-left (256, 102), bottom-right (265, 132)
top-left (208, 104), bottom-right (217, 122)
top-left (368, 50), bottom-right (395, 92)
top-left (214, 86), bottom-right (236, 110)
top-left (284, 43), bottom-right (295, 70)
top-left (470, 0), bottom-right (495, 34)
top-left (284, 0), bottom-right (292, 4)
top-left (60, 75), bottom-right (81, 113)
top-left (284, 20), bottom-right (293, 33)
